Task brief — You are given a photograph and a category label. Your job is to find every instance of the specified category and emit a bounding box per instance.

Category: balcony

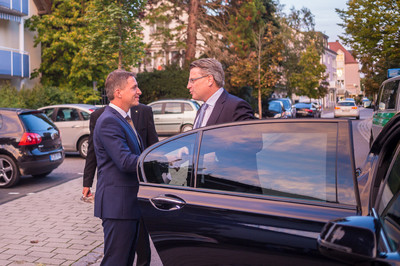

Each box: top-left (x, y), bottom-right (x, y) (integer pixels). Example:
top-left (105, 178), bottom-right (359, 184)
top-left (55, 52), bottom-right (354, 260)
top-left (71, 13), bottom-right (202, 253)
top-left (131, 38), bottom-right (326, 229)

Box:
top-left (0, 48), bottom-right (29, 78)
top-left (0, 0), bottom-right (28, 16)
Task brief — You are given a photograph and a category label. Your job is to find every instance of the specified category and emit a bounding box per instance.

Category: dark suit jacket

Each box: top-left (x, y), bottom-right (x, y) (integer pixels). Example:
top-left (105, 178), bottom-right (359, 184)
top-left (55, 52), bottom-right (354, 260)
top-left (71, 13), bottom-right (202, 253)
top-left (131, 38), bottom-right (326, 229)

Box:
top-left (83, 104), bottom-right (158, 187)
top-left (93, 106), bottom-right (142, 219)
top-left (201, 89), bottom-right (255, 126)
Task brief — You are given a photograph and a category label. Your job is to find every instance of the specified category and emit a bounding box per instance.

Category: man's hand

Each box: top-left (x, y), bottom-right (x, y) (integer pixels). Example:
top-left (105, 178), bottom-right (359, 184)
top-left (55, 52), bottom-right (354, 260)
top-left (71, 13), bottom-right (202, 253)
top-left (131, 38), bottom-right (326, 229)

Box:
top-left (82, 187), bottom-right (93, 197)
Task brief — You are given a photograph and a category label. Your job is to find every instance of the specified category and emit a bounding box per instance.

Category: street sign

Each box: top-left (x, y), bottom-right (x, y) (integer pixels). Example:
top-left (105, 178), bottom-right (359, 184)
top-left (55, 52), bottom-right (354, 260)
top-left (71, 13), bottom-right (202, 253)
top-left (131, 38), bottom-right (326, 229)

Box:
top-left (388, 68), bottom-right (400, 78)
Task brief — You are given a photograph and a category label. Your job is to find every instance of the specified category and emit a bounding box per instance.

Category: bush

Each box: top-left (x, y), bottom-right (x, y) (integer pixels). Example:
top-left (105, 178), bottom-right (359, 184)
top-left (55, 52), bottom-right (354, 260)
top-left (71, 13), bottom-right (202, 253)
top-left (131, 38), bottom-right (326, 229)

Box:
top-left (136, 65), bottom-right (190, 104)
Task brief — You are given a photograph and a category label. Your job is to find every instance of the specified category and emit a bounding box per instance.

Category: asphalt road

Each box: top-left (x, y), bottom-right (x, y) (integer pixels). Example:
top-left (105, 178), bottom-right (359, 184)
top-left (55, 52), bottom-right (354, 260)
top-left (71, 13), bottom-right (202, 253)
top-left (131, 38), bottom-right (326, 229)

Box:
top-left (0, 107), bottom-right (373, 204)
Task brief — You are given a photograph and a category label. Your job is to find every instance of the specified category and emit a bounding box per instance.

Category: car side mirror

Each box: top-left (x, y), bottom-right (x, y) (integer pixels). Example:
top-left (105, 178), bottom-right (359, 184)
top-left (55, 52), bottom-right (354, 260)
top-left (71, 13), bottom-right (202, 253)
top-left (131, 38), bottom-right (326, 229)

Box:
top-left (318, 216), bottom-right (377, 264)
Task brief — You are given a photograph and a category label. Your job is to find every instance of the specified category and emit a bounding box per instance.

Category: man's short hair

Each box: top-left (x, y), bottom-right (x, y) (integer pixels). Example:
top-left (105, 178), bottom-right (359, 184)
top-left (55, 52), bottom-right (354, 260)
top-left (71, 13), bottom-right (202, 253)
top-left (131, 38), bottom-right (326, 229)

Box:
top-left (105, 69), bottom-right (136, 101)
top-left (190, 58), bottom-right (225, 88)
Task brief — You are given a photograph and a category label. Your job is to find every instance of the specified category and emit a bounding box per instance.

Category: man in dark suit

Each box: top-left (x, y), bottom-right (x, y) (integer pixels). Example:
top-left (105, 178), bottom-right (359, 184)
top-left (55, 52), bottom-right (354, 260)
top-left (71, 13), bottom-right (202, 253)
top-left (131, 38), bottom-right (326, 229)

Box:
top-left (187, 58), bottom-right (255, 129)
top-left (93, 69), bottom-right (144, 265)
top-left (82, 103), bottom-right (158, 266)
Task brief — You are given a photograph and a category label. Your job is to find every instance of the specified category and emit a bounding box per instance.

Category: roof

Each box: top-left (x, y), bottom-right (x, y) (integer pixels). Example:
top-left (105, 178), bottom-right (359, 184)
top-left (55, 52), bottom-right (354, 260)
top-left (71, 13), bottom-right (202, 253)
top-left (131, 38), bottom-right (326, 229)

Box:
top-left (328, 41), bottom-right (358, 64)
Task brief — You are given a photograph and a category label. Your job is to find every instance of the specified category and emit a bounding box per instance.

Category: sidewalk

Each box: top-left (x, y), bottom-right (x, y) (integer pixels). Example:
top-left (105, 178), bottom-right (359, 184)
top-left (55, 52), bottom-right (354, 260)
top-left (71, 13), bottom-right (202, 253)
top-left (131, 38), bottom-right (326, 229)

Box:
top-left (0, 177), bottom-right (162, 266)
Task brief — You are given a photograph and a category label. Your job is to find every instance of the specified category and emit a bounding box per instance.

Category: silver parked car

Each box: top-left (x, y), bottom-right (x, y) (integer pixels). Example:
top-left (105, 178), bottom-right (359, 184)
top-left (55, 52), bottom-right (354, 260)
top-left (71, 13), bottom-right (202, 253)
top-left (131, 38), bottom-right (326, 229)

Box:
top-left (148, 99), bottom-right (200, 135)
top-left (38, 104), bottom-right (100, 158)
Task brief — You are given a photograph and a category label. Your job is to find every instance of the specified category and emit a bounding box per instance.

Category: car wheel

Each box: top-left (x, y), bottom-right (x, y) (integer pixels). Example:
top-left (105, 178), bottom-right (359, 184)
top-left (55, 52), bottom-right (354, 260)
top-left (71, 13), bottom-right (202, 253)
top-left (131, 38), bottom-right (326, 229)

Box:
top-left (33, 171), bottom-right (52, 178)
top-left (0, 155), bottom-right (20, 188)
top-left (181, 124), bottom-right (193, 132)
top-left (78, 136), bottom-right (89, 159)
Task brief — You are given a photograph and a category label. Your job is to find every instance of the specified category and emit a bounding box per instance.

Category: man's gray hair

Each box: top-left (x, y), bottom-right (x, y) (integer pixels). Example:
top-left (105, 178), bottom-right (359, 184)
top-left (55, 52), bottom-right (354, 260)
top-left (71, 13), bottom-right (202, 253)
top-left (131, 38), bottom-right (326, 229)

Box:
top-left (105, 69), bottom-right (136, 101)
top-left (190, 58), bottom-right (225, 88)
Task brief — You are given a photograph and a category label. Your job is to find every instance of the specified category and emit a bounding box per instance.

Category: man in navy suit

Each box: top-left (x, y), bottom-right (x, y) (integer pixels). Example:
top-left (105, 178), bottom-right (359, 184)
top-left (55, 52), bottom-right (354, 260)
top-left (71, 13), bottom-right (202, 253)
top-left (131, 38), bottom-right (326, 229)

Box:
top-left (188, 58), bottom-right (255, 129)
top-left (82, 103), bottom-right (158, 266)
top-left (93, 69), bottom-right (143, 265)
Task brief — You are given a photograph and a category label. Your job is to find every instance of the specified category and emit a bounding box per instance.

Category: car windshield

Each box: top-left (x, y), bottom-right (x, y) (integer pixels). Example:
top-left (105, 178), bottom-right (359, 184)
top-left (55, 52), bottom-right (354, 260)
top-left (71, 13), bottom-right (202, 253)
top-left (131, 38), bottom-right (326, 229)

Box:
top-left (19, 112), bottom-right (56, 131)
top-left (337, 102), bottom-right (355, 107)
top-left (295, 103), bottom-right (311, 108)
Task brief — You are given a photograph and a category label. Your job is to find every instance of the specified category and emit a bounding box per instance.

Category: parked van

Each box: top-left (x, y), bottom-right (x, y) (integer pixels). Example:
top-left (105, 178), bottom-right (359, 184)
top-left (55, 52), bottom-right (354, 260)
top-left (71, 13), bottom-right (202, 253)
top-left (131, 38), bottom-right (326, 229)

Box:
top-left (370, 75), bottom-right (400, 146)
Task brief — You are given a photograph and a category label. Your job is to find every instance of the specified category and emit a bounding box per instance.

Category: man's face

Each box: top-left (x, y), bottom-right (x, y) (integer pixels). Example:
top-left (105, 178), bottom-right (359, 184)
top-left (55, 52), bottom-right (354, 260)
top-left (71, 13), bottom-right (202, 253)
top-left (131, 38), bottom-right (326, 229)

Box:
top-left (187, 67), bottom-right (210, 102)
top-left (119, 76), bottom-right (141, 108)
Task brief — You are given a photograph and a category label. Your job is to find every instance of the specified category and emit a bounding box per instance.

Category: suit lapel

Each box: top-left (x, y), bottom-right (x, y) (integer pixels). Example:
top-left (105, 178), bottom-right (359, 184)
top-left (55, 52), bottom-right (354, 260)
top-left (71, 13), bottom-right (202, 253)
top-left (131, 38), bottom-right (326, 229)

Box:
top-left (206, 89), bottom-right (227, 126)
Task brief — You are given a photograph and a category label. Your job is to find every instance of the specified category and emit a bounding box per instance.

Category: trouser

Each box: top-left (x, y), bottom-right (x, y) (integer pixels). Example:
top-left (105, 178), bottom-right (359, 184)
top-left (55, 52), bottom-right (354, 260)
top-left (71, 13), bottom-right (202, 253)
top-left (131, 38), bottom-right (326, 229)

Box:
top-left (101, 218), bottom-right (139, 266)
top-left (136, 217), bottom-right (151, 266)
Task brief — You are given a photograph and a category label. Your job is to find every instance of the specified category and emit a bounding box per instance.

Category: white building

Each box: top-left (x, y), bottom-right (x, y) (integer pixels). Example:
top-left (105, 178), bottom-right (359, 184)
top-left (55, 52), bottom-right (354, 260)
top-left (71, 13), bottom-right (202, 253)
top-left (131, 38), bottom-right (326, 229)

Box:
top-left (0, 0), bottom-right (47, 89)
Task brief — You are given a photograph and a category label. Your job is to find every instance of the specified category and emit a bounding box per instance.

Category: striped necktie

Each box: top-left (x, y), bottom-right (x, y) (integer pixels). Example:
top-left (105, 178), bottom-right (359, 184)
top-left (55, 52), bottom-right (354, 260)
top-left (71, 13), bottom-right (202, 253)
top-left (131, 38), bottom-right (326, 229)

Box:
top-left (194, 103), bottom-right (209, 129)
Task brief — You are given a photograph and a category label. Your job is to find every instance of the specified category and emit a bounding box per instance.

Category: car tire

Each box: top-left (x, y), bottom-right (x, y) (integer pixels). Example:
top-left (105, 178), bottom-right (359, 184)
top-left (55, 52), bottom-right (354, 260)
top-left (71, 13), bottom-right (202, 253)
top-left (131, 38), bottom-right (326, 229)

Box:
top-left (78, 136), bottom-right (89, 159)
top-left (33, 171), bottom-right (52, 178)
top-left (181, 124), bottom-right (193, 132)
top-left (0, 154), bottom-right (21, 188)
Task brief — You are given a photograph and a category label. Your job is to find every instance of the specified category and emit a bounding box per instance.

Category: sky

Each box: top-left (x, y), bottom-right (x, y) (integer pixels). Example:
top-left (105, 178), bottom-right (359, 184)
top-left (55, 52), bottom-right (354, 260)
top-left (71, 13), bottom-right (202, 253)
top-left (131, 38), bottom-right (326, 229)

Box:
top-left (278, 0), bottom-right (348, 44)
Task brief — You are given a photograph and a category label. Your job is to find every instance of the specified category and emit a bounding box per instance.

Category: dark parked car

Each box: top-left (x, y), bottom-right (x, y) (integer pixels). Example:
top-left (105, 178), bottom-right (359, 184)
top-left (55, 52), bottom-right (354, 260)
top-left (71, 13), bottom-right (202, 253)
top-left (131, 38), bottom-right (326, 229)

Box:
top-left (262, 100), bottom-right (286, 118)
top-left (0, 108), bottom-right (64, 188)
top-left (294, 102), bottom-right (321, 118)
top-left (136, 117), bottom-right (400, 265)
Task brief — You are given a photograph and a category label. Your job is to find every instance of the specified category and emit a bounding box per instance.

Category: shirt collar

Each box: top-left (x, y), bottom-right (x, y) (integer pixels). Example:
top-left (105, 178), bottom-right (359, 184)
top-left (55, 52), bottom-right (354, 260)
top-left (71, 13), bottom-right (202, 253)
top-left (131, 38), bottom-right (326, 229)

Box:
top-left (109, 103), bottom-right (131, 118)
top-left (205, 87), bottom-right (224, 107)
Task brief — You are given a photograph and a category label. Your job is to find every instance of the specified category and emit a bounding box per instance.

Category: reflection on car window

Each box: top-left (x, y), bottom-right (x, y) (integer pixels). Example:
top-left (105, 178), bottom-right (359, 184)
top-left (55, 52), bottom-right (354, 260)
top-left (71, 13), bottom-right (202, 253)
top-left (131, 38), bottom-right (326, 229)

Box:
top-left (378, 144), bottom-right (400, 251)
top-left (142, 134), bottom-right (196, 187)
top-left (184, 103), bottom-right (193, 111)
top-left (20, 113), bottom-right (55, 131)
top-left (42, 108), bottom-right (55, 119)
top-left (81, 111), bottom-right (90, 120)
top-left (197, 123), bottom-right (337, 202)
top-left (165, 103), bottom-right (182, 114)
top-left (150, 103), bottom-right (163, 114)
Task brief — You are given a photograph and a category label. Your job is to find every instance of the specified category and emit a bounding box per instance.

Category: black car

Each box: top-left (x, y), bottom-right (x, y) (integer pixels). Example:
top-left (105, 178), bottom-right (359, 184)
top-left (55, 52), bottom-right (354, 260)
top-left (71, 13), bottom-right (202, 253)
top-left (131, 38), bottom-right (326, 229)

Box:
top-left (0, 108), bottom-right (64, 188)
top-left (294, 102), bottom-right (321, 118)
top-left (262, 100), bottom-right (286, 118)
top-left (136, 117), bottom-right (400, 265)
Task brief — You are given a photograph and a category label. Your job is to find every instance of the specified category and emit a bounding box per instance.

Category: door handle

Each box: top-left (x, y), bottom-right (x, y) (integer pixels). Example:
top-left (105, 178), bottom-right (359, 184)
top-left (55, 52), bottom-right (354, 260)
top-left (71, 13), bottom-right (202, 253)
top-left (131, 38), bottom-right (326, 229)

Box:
top-left (150, 194), bottom-right (186, 211)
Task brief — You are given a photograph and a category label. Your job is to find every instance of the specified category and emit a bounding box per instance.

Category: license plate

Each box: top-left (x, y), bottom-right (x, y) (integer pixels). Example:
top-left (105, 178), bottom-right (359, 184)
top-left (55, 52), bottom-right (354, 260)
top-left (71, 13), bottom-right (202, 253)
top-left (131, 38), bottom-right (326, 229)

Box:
top-left (50, 152), bottom-right (62, 161)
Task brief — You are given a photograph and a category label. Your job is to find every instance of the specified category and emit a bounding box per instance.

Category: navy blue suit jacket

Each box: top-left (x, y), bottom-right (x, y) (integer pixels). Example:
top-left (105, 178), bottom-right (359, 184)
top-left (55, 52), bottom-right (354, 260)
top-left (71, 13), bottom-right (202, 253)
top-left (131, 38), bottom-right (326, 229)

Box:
top-left (93, 106), bottom-right (142, 219)
top-left (202, 89), bottom-right (255, 126)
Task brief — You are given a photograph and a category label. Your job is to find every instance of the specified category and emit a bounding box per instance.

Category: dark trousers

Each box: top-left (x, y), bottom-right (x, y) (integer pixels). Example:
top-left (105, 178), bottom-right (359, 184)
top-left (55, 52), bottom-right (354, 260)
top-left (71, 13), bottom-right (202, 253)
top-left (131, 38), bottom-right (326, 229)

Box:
top-left (101, 218), bottom-right (139, 266)
top-left (136, 217), bottom-right (151, 266)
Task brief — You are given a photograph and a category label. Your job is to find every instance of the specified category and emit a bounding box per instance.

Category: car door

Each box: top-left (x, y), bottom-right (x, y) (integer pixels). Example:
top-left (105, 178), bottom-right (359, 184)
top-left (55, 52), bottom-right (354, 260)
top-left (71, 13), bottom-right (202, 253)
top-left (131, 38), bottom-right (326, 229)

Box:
top-left (53, 107), bottom-right (85, 151)
top-left (138, 120), bottom-right (360, 265)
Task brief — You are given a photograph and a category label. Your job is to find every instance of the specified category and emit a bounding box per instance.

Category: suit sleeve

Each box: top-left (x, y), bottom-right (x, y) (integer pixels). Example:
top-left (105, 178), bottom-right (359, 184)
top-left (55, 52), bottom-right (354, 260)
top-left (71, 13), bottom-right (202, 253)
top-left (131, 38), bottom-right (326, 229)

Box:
top-left (233, 100), bottom-right (256, 121)
top-left (83, 108), bottom-right (103, 187)
top-left (144, 106), bottom-right (159, 147)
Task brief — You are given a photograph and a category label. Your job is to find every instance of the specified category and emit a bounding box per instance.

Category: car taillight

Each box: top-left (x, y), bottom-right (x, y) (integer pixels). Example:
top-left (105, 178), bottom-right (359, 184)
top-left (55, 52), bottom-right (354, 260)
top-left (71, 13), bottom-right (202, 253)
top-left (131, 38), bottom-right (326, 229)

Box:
top-left (19, 133), bottom-right (42, 146)
top-left (305, 109), bottom-right (312, 113)
top-left (352, 106), bottom-right (358, 109)
top-left (335, 107), bottom-right (340, 109)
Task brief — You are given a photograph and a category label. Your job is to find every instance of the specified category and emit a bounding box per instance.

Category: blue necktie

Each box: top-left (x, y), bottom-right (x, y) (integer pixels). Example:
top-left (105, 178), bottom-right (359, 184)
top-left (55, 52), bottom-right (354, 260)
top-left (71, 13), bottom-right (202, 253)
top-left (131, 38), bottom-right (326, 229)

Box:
top-left (194, 103), bottom-right (209, 129)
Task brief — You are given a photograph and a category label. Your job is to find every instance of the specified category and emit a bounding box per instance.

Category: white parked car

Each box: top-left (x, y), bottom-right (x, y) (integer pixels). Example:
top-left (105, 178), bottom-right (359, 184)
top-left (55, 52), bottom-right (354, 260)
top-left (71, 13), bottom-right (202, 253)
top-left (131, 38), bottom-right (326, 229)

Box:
top-left (334, 101), bottom-right (360, 119)
top-left (38, 104), bottom-right (100, 158)
top-left (148, 99), bottom-right (200, 135)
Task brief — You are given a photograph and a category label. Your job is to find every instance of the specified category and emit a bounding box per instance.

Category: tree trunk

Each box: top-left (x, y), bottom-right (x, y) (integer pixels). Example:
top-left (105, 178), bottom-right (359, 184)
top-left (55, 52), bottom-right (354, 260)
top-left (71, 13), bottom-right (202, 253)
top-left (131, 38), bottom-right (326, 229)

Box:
top-left (184, 0), bottom-right (199, 68)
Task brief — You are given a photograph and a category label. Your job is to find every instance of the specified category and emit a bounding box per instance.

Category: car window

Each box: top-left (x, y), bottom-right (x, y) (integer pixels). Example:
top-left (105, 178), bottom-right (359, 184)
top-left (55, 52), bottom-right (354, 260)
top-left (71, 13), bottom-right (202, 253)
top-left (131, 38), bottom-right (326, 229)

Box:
top-left (196, 123), bottom-right (337, 202)
top-left (377, 144), bottom-right (400, 251)
top-left (150, 103), bottom-right (163, 114)
top-left (0, 114), bottom-right (2, 129)
top-left (0, 112), bottom-right (22, 133)
top-left (141, 134), bottom-right (196, 187)
top-left (165, 103), bottom-right (182, 114)
top-left (378, 80), bottom-right (399, 110)
top-left (184, 103), bottom-right (193, 111)
top-left (81, 111), bottom-right (90, 120)
top-left (56, 108), bottom-right (80, 121)
top-left (19, 112), bottom-right (56, 131)
top-left (41, 108), bottom-right (55, 119)
top-left (337, 102), bottom-right (355, 107)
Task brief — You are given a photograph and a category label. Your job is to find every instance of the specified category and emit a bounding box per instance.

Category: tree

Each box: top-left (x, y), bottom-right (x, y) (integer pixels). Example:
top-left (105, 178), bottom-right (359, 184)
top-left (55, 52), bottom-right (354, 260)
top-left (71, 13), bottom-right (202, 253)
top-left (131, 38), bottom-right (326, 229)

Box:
top-left (337, 0), bottom-right (400, 95)
top-left (290, 45), bottom-right (328, 100)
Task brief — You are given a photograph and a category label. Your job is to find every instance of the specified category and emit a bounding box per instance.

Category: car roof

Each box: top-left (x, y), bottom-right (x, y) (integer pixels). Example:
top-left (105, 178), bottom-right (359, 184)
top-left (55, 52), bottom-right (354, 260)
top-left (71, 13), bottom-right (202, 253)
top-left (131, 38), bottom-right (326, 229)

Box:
top-left (0, 108), bottom-right (42, 115)
top-left (38, 104), bottom-right (98, 110)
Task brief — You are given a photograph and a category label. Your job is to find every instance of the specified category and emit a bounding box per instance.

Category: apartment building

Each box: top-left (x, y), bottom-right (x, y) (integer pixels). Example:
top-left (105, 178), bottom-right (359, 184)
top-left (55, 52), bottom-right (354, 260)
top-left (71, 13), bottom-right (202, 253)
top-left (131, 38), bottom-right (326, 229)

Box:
top-left (328, 41), bottom-right (361, 99)
top-left (0, 0), bottom-right (47, 89)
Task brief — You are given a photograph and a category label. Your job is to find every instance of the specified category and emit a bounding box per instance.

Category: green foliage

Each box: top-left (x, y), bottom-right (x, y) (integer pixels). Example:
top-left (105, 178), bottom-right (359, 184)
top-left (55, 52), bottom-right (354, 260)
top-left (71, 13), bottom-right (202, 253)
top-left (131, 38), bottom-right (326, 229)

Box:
top-left (136, 65), bottom-right (190, 104)
top-left (0, 83), bottom-right (78, 109)
top-left (290, 45), bottom-right (328, 99)
top-left (337, 0), bottom-right (400, 96)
